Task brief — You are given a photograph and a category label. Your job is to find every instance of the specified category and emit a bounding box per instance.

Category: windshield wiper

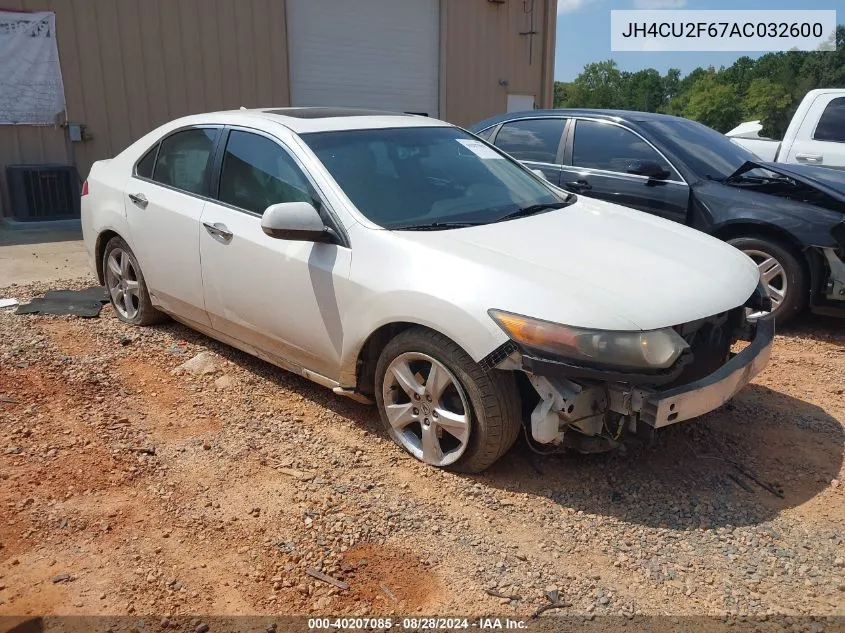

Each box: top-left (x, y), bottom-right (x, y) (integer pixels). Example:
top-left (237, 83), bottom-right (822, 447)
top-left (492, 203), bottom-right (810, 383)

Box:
top-left (393, 221), bottom-right (485, 231)
top-left (493, 201), bottom-right (569, 223)
top-left (392, 196), bottom-right (574, 230)
top-left (723, 160), bottom-right (791, 184)
top-left (729, 173), bottom-right (792, 185)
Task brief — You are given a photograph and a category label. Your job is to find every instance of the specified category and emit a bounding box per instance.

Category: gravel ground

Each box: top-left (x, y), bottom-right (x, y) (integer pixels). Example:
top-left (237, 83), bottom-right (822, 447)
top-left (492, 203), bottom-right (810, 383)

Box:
top-left (0, 277), bottom-right (843, 624)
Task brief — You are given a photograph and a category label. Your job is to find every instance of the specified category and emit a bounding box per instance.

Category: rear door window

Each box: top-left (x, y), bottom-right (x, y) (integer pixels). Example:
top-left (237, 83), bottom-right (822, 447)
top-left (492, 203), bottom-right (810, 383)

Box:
top-left (152, 128), bottom-right (219, 195)
top-left (493, 118), bottom-right (565, 163)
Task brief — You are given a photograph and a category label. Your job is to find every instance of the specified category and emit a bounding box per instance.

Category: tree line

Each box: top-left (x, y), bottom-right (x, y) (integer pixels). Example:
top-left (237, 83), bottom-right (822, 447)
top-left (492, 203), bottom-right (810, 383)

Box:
top-left (553, 25), bottom-right (845, 138)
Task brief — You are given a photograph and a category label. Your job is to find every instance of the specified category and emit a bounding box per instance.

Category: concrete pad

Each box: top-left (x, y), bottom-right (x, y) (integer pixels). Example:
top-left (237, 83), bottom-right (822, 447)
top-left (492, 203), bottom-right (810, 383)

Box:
top-left (0, 227), bottom-right (93, 287)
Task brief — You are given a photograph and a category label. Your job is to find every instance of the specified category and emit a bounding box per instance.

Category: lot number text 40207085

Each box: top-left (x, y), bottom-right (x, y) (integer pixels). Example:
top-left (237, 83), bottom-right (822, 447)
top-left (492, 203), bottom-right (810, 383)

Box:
top-left (307, 617), bottom-right (529, 630)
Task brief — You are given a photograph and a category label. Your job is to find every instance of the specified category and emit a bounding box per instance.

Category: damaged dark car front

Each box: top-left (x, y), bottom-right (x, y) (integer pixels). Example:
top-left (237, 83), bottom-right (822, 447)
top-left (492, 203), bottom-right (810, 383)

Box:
top-left (695, 158), bottom-right (845, 319)
top-left (470, 110), bottom-right (845, 323)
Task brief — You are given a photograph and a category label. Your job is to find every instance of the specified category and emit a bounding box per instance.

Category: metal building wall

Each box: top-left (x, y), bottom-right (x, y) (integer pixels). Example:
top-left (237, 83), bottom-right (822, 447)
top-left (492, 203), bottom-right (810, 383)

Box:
top-left (441, 0), bottom-right (557, 127)
top-left (0, 0), bottom-right (292, 219)
top-left (0, 0), bottom-right (556, 219)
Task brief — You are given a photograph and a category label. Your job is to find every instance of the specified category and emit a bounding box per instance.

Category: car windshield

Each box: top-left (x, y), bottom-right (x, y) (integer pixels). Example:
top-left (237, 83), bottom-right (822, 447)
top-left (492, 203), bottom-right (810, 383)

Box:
top-left (301, 126), bottom-right (566, 229)
top-left (642, 118), bottom-right (764, 181)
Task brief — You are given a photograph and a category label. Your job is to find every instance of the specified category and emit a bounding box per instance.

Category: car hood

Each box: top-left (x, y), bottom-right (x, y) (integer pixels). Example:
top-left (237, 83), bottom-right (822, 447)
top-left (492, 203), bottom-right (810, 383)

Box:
top-left (397, 196), bottom-right (760, 331)
top-left (731, 160), bottom-right (845, 204)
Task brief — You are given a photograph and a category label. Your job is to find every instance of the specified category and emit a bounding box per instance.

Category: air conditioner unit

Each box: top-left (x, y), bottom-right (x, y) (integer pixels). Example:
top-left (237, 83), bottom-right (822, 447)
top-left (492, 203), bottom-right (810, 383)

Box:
top-left (5, 164), bottom-right (80, 221)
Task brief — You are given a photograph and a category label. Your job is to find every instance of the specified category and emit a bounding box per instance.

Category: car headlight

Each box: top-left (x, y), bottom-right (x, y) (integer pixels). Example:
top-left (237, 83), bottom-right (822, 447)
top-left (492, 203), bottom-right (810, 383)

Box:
top-left (488, 309), bottom-right (689, 370)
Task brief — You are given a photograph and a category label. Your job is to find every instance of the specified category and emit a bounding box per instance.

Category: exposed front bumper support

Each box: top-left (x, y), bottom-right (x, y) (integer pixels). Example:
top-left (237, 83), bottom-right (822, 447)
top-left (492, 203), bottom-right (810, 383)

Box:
top-left (520, 318), bottom-right (775, 444)
top-left (639, 318), bottom-right (774, 428)
top-left (822, 247), bottom-right (845, 302)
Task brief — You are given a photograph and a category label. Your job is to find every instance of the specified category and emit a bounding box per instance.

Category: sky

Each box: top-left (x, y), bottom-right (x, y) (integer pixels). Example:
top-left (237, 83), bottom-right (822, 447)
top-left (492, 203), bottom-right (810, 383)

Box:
top-left (555, 0), bottom-right (841, 81)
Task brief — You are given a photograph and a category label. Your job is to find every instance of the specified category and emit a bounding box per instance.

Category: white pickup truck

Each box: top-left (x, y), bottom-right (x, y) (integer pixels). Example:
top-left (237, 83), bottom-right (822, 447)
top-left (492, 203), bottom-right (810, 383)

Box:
top-left (726, 89), bottom-right (845, 169)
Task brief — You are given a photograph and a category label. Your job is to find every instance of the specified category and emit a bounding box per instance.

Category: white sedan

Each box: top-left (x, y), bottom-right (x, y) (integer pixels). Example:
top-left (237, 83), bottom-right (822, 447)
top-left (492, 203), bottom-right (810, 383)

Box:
top-left (82, 107), bottom-right (774, 472)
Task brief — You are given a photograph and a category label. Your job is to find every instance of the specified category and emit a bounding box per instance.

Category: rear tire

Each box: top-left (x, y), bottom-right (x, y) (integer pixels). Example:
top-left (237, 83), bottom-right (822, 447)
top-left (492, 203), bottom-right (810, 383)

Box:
top-left (375, 328), bottom-right (521, 473)
top-left (102, 236), bottom-right (166, 326)
top-left (728, 236), bottom-right (808, 326)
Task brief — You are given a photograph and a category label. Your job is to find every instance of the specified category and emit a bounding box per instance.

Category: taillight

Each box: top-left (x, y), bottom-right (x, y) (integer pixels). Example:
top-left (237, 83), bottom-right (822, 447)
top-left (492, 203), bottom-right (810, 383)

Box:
top-left (81, 180), bottom-right (89, 196)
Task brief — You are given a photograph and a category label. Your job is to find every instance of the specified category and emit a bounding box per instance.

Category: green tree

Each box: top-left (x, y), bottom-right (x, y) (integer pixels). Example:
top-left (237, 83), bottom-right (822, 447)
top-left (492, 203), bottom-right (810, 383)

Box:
top-left (553, 81), bottom-right (572, 108)
top-left (741, 78), bottom-right (792, 138)
top-left (682, 72), bottom-right (741, 132)
top-left (555, 26), bottom-right (842, 134)
top-left (621, 69), bottom-right (665, 112)
top-left (802, 25), bottom-right (845, 88)
top-left (720, 56), bottom-right (756, 96)
top-left (664, 66), bottom-right (710, 117)
top-left (566, 60), bottom-right (624, 108)
top-left (660, 68), bottom-right (682, 105)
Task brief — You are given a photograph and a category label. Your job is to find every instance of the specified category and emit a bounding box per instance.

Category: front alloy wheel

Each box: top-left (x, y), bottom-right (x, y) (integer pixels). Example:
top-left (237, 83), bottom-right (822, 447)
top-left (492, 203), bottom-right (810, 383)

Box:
top-left (382, 352), bottom-right (471, 467)
top-left (728, 235), bottom-right (808, 326)
top-left (744, 248), bottom-right (788, 318)
top-left (374, 327), bottom-right (522, 473)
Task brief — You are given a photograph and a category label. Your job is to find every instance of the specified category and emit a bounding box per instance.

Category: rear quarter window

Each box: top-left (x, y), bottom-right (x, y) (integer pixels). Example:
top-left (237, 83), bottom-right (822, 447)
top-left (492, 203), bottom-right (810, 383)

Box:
top-left (135, 145), bottom-right (158, 179)
top-left (474, 127), bottom-right (496, 142)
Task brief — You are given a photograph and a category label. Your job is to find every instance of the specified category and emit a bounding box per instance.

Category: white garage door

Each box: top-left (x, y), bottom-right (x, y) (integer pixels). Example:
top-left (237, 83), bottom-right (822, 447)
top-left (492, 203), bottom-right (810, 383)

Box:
top-left (286, 0), bottom-right (440, 117)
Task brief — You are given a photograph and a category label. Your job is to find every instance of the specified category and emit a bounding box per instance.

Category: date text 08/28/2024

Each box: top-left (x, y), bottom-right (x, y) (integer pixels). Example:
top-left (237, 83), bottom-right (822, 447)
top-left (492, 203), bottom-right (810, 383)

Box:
top-left (307, 617), bottom-right (529, 630)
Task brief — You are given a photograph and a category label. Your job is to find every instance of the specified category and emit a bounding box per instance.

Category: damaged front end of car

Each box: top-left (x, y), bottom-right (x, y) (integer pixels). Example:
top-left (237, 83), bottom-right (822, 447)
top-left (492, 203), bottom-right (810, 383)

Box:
top-left (724, 161), bottom-right (845, 317)
top-left (821, 219), bottom-right (845, 308)
top-left (485, 284), bottom-right (775, 454)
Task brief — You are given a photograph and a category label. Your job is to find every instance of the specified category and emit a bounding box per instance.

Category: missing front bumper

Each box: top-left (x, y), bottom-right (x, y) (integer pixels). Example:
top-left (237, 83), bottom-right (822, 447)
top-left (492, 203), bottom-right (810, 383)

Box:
top-left (520, 318), bottom-right (775, 444)
top-left (822, 247), bottom-right (845, 302)
top-left (639, 318), bottom-right (774, 428)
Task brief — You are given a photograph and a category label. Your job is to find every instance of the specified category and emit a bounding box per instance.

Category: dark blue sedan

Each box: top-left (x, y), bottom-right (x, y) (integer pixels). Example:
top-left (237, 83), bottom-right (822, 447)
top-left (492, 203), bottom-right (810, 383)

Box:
top-left (470, 109), bottom-right (845, 324)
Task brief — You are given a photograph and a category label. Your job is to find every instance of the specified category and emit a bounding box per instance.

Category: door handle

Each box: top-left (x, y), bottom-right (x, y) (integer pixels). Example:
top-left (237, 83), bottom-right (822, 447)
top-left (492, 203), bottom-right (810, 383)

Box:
top-left (565, 180), bottom-right (592, 193)
top-left (795, 153), bottom-right (823, 163)
top-left (203, 221), bottom-right (233, 241)
top-left (128, 193), bottom-right (148, 209)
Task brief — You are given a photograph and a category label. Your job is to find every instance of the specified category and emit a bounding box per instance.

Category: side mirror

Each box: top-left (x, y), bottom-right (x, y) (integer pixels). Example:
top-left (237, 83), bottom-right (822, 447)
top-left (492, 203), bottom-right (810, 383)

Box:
top-left (626, 159), bottom-right (670, 180)
top-left (261, 201), bottom-right (336, 243)
top-left (531, 168), bottom-right (549, 182)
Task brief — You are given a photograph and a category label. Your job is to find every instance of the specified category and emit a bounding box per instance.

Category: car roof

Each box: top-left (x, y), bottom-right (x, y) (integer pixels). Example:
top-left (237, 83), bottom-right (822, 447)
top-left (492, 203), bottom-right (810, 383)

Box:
top-left (176, 107), bottom-right (453, 134)
top-left (469, 108), bottom-right (684, 132)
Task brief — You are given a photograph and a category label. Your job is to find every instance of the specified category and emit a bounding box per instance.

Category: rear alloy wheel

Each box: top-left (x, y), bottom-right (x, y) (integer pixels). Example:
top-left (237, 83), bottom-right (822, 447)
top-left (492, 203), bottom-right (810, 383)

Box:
top-left (102, 236), bottom-right (166, 326)
top-left (375, 328), bottom-right (521, 473)
top-left (728, 236), bottom-right (808, 325)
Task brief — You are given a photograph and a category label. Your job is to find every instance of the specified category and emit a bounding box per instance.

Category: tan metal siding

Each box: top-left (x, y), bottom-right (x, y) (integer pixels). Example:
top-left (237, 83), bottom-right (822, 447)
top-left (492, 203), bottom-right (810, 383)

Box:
top-left (441, 0), bottom-right (557, 127)
top-left (0, 0), bottom-right (555, 218)
top-left (0, 0), bottom-right (68, 219)
top-left (0, 0), bottom-right (292, 219)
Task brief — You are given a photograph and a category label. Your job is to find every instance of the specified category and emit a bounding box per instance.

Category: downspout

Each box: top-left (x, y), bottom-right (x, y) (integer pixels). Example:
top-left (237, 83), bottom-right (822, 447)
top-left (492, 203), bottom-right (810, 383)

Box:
top-left (540, 0), bottom-right (557, 109)
top-left (438, 0), bottom-right (447, 120)
top-left (282, 0), bottom-right (293, 106)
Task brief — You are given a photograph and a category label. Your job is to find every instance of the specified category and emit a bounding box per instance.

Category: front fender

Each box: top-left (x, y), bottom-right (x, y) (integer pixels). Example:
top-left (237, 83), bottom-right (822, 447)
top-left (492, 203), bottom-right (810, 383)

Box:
top-left (338, 289), bottom-right (508, 387)
top-left (691, 182), bottom-right (841, 248)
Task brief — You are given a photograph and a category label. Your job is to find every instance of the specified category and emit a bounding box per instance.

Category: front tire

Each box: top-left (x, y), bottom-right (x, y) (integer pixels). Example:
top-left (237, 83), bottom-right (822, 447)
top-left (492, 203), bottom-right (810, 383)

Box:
top-left (102, 236), bottom-right (166, 326)
top-left (728, 236), bottom-right (808, 326)
top-left (375, 328), bottom-right (521, 473)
